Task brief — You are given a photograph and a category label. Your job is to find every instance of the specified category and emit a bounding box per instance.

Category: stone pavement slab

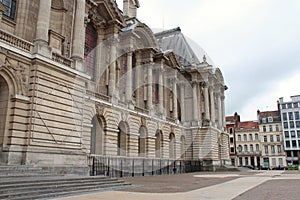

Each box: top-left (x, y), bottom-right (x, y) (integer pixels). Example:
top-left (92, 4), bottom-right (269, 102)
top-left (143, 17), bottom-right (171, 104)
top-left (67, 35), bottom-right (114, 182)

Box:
top-left (53, 171), bottom-right (297, 200)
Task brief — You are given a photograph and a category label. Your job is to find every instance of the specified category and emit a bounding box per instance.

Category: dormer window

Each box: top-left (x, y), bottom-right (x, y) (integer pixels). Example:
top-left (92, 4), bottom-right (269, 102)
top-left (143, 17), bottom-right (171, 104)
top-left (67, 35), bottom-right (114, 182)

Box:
top-left (268, 117), bottom-right (273, 123)
top-left (0, 0), bottom-right (16, 20)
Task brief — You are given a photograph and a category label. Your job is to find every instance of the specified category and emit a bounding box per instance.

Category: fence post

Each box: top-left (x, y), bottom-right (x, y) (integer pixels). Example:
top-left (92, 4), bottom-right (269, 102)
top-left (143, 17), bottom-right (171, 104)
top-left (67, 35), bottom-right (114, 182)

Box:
top-left (107, 157), bottom-right (110, 177)
top-left (160, 159), bottom-right (162, 175)
top-left (152, 159), bottom-right (154, 175)
top-left (120, 158), bottom-right (123, 178)
top-left (142, 159), bottom-right (145, 176)
top-left (132, 159), bottom-right (134, 177)
top-left (92, 156), bottom-right (95, 176)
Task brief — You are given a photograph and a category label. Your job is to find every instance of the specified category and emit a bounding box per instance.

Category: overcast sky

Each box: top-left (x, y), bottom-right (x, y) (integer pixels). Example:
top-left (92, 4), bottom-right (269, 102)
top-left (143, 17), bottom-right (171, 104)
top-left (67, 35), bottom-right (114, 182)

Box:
top-left (116, 0), bottom-right (300, 121)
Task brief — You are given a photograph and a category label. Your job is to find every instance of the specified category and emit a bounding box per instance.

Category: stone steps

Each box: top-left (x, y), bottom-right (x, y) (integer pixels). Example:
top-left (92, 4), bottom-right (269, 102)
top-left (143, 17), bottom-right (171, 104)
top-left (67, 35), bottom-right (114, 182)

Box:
top-left (0, 165), bottom-right (131, 200)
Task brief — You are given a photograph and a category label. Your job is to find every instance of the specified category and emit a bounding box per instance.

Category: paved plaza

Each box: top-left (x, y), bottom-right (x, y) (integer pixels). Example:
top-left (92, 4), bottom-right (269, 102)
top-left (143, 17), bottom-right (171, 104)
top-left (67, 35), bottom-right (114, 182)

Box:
top-left (53, 170), bottom-right (300, 200)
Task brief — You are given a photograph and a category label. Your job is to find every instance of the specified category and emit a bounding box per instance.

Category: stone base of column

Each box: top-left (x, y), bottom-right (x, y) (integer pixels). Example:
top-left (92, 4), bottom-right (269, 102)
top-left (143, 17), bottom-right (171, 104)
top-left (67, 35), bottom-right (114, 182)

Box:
top-left (72, 57), bottom-right (85, 72)
top-left (33, 40), bottom-right (52, 58)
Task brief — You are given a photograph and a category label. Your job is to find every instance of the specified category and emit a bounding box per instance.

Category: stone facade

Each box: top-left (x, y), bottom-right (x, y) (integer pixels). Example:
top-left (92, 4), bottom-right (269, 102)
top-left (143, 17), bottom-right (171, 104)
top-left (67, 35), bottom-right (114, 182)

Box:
top-left (0, 0), bottom-right (229, 174)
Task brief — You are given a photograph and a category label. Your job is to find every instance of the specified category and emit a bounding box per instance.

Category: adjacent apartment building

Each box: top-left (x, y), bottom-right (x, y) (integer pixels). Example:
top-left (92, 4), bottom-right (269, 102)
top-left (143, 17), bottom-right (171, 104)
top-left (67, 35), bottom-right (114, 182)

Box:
top-left (257, 110), bottom-right (286, 169)
top-left (226, 112), bottom-right (240, 166)
top-left (279, 95), bottom-right (300, 165)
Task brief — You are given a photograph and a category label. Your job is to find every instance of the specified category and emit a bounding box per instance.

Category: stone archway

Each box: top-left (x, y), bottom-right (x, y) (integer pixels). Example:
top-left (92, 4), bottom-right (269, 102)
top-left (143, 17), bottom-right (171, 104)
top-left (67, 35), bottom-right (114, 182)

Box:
top-left (118, 121), bottom-right (129, 156)
top-left (169, 133), bottom-right (175, 159)
top-left (155, 130), bottom-right (163, 158)
top-left (138, 126), bottom-right (147, 157)
top-left (90, 115), bottom-right (105, 155)
top-left (0, 75), bottom-right (9, 163)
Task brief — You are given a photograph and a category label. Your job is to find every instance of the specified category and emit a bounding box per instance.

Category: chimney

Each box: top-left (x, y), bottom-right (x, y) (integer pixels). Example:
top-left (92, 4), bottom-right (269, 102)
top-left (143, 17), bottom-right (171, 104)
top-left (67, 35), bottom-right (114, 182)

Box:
top-left (123, 0), bottom-right (140, 18)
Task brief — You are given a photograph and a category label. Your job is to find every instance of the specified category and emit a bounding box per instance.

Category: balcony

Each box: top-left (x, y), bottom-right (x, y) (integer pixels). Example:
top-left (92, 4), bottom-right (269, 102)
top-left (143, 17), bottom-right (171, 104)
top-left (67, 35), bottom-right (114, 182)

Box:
top-left (237, 151), bottom-right (261, 156)
top-left (0, 29), bottom-right (33, 52)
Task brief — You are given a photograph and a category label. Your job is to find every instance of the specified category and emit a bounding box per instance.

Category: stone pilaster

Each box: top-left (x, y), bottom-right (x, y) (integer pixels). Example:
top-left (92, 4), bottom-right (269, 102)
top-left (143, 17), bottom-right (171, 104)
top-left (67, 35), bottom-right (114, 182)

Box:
top-left (217, 93), bottom-right (222, 129)
top-left (221, 95), bottom-right (226, 130)
top-left (203, 83), bottom-right (210, 121)
top-left (108, 38), bottom-right (117, 98)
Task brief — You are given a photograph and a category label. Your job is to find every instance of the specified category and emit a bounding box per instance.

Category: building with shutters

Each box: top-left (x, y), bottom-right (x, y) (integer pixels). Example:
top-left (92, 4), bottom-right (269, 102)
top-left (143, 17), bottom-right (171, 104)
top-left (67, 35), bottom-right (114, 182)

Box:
top-left (0, 0), bottom-right (229, 175)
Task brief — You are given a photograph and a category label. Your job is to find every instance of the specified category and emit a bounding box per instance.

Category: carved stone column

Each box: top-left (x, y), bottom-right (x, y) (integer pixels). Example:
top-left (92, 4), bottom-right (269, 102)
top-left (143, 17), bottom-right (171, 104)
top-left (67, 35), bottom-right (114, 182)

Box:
top-left (71, 0), bottom-right (86, 71)
top-left (180, 83), bottom-right (185, 122)
top-left (221, 95), bottom-right (226, 131)
top-left (158, 64), bottom-right (164, 113)
top-left (135, 53), bottom-right (142, 107)
top-left (172, 77), bottom-right (178, 120)
top-left (147, 62), bottom-right (153, 110)
top-left (34, 0), bottom-right (52, 56)
top-left (209, 87), bottom-right (215, 127)
top-left (203, 82), bottom-right (210, 121)
top-left (192, 81), bottom-right (198, 121)
top-left (217, 93), bottom-right (222, 129)
top-left (108, 38), bottom-right (117, 97)
top-left (125, 52), bottom-right (133, 102)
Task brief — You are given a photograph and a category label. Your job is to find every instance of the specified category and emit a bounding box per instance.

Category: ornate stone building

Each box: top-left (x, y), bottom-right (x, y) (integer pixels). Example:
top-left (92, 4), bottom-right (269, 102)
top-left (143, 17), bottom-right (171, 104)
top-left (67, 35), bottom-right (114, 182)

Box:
top-left (0, 0), bottom-right (229, 174)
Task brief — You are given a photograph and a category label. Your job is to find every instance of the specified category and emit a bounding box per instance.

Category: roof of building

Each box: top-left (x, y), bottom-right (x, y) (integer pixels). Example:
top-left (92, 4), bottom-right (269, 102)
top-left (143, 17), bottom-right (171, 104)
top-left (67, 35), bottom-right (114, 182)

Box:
top-left (155, 27), bottom-right (212, 67)
top-left (236, 121), bottom-right (259, 131)
top-left (259, 110), bottom-right (279, 118)
top-left (258, 110), bottom-right (281, 123)
top-left (226, 116), bottom-right (235, 123)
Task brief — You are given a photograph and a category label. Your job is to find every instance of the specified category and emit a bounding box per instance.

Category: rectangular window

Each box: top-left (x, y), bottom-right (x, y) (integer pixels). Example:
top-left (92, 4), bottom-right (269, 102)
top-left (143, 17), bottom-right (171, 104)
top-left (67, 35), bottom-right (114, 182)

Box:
top-left (250, 145), bottom-right (254, 152)
top-left (264, 146), bottom-right (269, 154)
top-left (291, 131), bottom-right (296, 138)
top-left (294, 103), bottom-right (299, 108)
top-left (230, 147), bottom-right (234, 153)
top-left (276, 135), bottom-right (280, 142)
top-left (283, 113), bottom-right (287, 121)
top-left (270, 135), bottom-right (274, 142)
top-left (297, 130), bottom-right (300, 138)
top-left (286, 141), bottom-right (290, 148)
top-left (277, 145), bottom-right (282, 153)
top-left (269, 125), bottom-right (273, 132)
top-left (284, 122), bottom-right (288, 129)
top-left (282, 104), bottom-right (286, 109)
top-left (290, 121), bottom-right (295, 128)
top-left (255, 134), bottom-right (259, 141)
top-left (272, 158), bottom-right (276, 166)
top-left (244, 134), bottom-right (247, 141)
top-left (249, 134), bottom-right (253, 141)
top-left (0, 0), bottom-right (16, 20)
top-left (263, 126), bottom-right (266, 132)
top-left (271, 145), bottom-right (275, 154)
top-left (268, 117), bottom-right (273, 123)
top-left (289, 112), bottom-right (294, 120)
top-left (295, 112), bottom-right (300, 120)
top-left (288, 103), bottom-right (293, 109)
top-left (256, 144), bottom-right (260, 151)
top-left (279, 158), bottom-right (283, 166)
top-left (292, 140), bottom-right (297, 148)
top-left (238, 135), bottom-right (241, 141)
top-left (276, 124), bottom-right (279, 132)
top-left (264, 135), bottom-right (267, 142)
top-left (296, 121), bottom-right (300, 128)
top-left (230, 138), bottom-right (234, 144)
top-left (285, 131), bottom-right (290, 138)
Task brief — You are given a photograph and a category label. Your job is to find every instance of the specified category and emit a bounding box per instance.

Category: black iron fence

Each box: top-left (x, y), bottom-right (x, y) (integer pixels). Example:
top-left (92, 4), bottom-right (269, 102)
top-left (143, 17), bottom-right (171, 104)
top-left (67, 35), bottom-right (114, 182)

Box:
top-left (88, 155), bottom-right (203, 177)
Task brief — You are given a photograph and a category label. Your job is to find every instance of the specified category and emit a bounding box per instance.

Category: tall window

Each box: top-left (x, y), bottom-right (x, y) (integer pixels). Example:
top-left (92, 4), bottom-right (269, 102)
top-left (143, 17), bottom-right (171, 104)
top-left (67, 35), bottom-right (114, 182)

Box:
top-left (269, 125), bottom-right (273, 132)
top-left (255, 133), bottom-right (259, 141)
top-left (263, 125), bottom-right (266, 132)
top-left (270, 135), bottom-right (274, 142)
top-left (238, 135), bottom-right (241, 141)
top-left (250, 144), bottom-right (254, 153)
top-left (264, 146), bottom-right (269, 154)
top-left (295, 111), bottom-right (300, 120)
top-left (0, 0), bottom-right (16, 20)
top-left (243, 134), bottom-right (247, 141)
top-left (256, 144), bottom-right (260, 152)
top-left (277, 145), bottom-right (282, 153)
top-left (249, 134), bottom-right (253, 141)
top-left (275, 124), bottom-right (279, 132)
top-left (289, 112), bottom-right (294, 120)
top-left (84, 22), bottom-right (97, 80)
top-left (276, 135), bottom-right (280, 142)
top-left (282, 113), bottom-right (287, 121)
top-left (264, 135), bottom-right (267, 142)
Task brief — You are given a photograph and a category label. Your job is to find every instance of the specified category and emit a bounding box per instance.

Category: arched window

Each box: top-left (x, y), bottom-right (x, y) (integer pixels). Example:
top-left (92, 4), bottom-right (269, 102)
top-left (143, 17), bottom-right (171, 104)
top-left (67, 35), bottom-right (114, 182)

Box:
top-left (0, 75), bottom-right (9, 146)
top-left (0, 0), bottom-right (16, 20)
top-left (244, 145), bottom-right (248, 152)
top-left (155, 130), bottom-right (163, 158)
top-left (84, 22), bottom-right (97, 80)
top-left (180, 136), bottom-right (186, 159)
top-left (118, 121), bottom-right (128, 156)
top-left (138, 126), bottom-right (147, 157)
top-left (169, 133), bottom-right (175, 159)
top-left (90, 116), bottom-right (104, 155)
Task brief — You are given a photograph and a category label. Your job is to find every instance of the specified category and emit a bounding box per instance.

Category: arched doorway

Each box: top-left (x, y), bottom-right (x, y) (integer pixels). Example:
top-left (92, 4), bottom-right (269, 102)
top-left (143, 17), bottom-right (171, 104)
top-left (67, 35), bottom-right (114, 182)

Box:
top-left (0, 75), bottom-right (9, 147)
top-left (169, 133), bottom-right (175, 159)
top-left (155, 130), bottom-right (163, 158)
top-left (118, 121), bottom-right (128, 156)
top-left (90, 116), bottom-right (105, 155)
top-left (138, 126), bottom-right (147, 157)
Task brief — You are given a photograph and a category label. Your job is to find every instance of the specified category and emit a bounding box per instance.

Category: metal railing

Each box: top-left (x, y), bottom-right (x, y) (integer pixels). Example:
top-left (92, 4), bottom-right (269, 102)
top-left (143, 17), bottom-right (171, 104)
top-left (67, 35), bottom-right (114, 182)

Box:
top-left (88, 155), bottom-right (203, 178)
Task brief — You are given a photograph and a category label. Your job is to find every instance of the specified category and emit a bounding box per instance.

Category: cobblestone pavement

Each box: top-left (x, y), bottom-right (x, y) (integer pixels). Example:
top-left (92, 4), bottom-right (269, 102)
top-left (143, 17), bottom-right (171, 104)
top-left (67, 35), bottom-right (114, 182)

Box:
top-left (53, 170), bottom-right (300, 200)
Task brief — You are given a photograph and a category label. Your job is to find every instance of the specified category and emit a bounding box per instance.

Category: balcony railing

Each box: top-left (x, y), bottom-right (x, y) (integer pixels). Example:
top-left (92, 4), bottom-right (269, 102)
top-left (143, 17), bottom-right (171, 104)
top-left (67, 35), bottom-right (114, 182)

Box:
top-left (52, 52), bottom-right (73, 68)
top-left (237, 151), bottom-right (261, 156)
top-left (0, 29), bottom-right (33, 52)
